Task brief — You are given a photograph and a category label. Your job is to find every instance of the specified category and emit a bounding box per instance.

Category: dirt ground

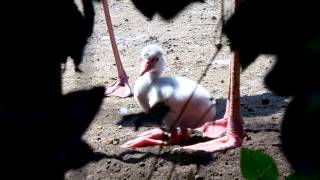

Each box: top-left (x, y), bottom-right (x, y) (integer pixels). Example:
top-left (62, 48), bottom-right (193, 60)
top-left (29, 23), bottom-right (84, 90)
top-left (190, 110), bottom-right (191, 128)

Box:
top-left (62, 0), bottom-right (293, 179)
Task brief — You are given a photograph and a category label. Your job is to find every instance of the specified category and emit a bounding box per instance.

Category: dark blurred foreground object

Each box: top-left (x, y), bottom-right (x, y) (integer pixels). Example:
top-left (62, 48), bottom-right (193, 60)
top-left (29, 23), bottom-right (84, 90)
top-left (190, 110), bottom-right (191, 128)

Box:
top-left (223, 0), bottom-right (320, 175)
top-left (223, 0), bottom-right (320, 95)
top-left (117, 102), bottom-right (170, 130)
top-left (281, 96), bottom-right (320, 175)
top-left (1, 0), bottom-right (105, 179)
top-left (0, 87), bottom-right (105, 179)
top-left (131, 0), bottom-right (204, 19)
top-left (60, 0), bottom-right (95, 73)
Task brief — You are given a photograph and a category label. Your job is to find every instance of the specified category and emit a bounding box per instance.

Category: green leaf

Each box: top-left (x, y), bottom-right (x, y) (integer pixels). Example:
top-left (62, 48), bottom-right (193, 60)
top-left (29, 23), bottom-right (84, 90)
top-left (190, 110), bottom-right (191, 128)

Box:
top-left (241, 148), bottom-right (279, 180)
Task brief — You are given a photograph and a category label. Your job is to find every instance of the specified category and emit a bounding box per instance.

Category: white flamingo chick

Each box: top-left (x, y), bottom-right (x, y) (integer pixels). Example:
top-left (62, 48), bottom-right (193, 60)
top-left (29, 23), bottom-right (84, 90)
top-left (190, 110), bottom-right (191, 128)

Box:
top-left (133, 44), bottom-right (216, 129)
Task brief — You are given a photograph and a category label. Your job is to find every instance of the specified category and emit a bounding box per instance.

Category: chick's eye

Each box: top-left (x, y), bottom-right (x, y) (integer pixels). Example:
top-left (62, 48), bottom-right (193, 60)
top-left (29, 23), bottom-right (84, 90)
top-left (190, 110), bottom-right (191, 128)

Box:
top-left (152, 57), bottom-right (159, 62)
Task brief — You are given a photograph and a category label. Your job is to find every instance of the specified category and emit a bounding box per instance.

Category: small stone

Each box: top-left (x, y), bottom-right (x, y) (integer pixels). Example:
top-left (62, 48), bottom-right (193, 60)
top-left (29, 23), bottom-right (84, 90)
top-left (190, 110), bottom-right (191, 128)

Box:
top-left (119, 107), bottom-right (128, 116)
top-left (195, 175), bottom-right (204, 180)
top-left (112, 138), bottom-right (120, 145)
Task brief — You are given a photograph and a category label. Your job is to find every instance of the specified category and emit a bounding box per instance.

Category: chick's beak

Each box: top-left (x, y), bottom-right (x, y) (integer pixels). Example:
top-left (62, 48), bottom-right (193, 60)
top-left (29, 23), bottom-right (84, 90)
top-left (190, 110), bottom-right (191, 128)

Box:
top-left (140, 58), bottom-right (157, 76)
